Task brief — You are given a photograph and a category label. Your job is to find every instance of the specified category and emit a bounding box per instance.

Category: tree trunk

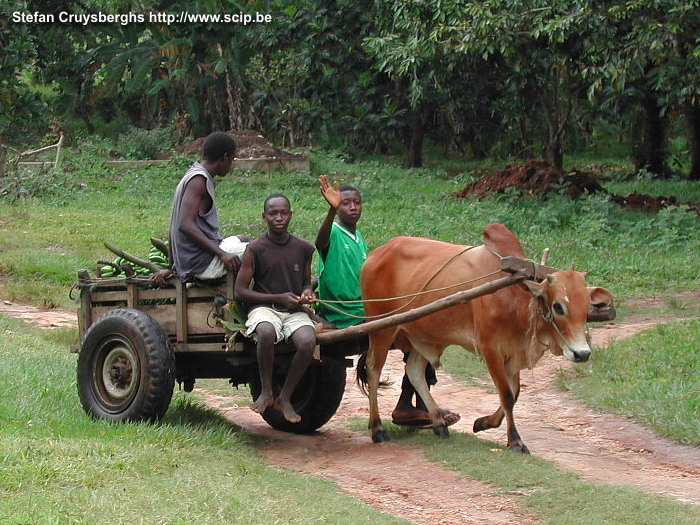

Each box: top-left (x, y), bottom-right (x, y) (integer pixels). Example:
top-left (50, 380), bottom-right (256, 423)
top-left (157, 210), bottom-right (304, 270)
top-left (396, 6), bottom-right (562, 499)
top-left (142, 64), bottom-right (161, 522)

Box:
top-left (546, 132), bottom-right (564, 170)
top-left (632, 89), bottom-right (668, 177)
top-left (539, 84), bottom-right (567, 170)
top-left (0, 145), bottom-right (5, 178)
top-left (406, 112), bottom-right (424, 168)
top-left (683, 100), bottom-right (700, 181)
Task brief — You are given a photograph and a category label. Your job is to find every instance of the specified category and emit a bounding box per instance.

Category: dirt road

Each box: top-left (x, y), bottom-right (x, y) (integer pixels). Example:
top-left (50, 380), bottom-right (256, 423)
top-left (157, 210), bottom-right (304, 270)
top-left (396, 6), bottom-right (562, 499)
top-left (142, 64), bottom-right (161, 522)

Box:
top-left (2, 296), bottom-right (699, 525)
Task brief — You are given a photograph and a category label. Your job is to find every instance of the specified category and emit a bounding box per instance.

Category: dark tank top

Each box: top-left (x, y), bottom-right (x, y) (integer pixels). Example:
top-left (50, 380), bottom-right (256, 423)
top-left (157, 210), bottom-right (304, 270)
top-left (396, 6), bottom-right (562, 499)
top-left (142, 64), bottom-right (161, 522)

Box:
top-left (170, 163), bottom-right (222, 281)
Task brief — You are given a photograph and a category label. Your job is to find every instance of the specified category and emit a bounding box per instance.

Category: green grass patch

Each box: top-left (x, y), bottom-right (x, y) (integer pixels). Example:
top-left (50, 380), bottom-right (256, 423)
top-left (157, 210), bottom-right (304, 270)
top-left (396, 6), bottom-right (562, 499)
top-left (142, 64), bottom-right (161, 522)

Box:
top-left (439, 345), bottom-right (492, 390)
top-left (3, 149), bottom-right (699, 308)
top-left (343, 419), bottom-right (700, 524)
top-left (559, 319), bottom-right (700, 446)
top-left (0, 314), bottom-right (410, 525)
top-left (604, 179), bottom-right (700, 204)
top-left (405, 430), bottom-right (700, 525)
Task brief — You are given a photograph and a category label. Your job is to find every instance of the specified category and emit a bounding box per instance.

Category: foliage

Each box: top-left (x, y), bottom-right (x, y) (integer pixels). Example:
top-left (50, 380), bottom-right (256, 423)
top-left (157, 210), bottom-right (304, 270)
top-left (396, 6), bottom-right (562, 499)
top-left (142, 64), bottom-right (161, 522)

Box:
top-left (116, 126), bottom-right (174, 160)
top-left (4, 0), bottom-right (700, 173)
top-left (0, 0), bottom-right (47, 147)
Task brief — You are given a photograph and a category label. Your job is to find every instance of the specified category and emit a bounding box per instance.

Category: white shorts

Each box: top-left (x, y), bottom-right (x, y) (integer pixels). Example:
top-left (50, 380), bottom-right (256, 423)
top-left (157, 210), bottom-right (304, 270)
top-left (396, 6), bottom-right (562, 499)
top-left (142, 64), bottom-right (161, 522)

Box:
top-left (195, 236), bottom-right (248, 280)
top-left (245, 307), bottom-right (314, 343)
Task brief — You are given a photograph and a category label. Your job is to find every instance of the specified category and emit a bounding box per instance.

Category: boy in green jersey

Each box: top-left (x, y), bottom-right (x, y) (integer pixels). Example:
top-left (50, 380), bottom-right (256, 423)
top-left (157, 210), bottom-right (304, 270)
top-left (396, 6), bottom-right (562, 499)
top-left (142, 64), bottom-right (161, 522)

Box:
top-left (315, 176), bottom-right (369, 328)
top-left (315, 175), bottom-right (459, 428)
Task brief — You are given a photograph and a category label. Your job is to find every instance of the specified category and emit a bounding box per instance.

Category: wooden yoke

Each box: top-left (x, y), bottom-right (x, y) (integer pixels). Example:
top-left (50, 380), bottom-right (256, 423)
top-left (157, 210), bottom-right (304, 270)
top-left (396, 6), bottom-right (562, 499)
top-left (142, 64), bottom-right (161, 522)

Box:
top-left (500, 256), bottom-right (558, 281)
top-left (500, 256), bottom-right (616, 321)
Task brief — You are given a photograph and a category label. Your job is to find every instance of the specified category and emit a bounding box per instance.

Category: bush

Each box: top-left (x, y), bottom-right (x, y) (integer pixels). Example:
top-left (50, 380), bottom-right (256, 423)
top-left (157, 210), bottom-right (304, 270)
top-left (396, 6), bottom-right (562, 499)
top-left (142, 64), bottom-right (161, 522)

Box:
top-left (116, 127), bottom-right (174, 160)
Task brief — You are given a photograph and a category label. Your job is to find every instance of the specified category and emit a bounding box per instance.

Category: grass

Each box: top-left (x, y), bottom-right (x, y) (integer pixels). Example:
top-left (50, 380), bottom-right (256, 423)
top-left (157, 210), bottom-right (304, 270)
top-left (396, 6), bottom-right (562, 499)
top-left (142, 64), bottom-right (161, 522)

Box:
top-left (1, 149), bottom-right (699, 309)
top-left (390, 426), bottom-right (700, 525)
top-left (0, 314), bottom-right (411, 525)
top-left (558, 319), bottom-right (700, 446)
top-left (1, 145), bottom-right (700, 523)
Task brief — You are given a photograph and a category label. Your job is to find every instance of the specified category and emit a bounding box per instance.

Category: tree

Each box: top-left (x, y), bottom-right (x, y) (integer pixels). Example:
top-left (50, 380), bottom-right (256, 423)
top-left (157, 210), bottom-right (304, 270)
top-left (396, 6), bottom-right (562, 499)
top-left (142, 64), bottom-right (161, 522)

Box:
top-left (583, 0), bottom-right (700, 178)
top-left (0, 0), bottom-right (48, 175)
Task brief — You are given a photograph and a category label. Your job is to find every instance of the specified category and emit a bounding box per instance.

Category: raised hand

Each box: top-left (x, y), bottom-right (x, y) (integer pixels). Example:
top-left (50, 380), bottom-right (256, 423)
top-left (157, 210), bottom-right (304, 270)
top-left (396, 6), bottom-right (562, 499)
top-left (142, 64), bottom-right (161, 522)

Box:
top-left (319, 174), bottom-right (341, 209)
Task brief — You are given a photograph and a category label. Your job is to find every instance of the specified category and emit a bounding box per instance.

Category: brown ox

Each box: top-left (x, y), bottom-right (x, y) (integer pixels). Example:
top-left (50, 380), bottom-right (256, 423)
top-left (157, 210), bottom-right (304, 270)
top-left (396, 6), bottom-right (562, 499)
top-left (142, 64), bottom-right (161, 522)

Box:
top-left (359, 223), bottom-right (613, 452)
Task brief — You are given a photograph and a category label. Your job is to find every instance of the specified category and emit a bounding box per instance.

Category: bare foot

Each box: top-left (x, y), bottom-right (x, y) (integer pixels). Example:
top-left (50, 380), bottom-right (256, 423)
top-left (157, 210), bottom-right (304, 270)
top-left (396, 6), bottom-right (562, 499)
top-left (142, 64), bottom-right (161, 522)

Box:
top-left (274, 399), bottom-right (301, 423)
top-left (251, 392), bottom-right (274, 414)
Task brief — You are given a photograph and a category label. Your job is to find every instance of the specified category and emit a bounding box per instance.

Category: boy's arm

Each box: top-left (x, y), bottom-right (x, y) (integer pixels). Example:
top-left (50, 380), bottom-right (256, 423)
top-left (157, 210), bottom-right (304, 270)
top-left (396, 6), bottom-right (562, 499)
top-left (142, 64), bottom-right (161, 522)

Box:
top-left (300, 256), bottom-right (316, 304)
top-left (234, 249), bottom-right (301, 309)
top-left (315, 175), bottom-right (341, 257)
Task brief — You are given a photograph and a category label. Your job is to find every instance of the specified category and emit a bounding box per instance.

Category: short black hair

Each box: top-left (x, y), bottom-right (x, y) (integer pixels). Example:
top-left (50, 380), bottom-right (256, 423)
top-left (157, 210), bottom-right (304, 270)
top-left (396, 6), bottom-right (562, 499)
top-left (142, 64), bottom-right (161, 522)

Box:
top-left (264, 193), bottom-right (291, 211)
top-left (202, 132), bottom-right (236, 161)
top-left (340, 185), bottom-right (361, 197)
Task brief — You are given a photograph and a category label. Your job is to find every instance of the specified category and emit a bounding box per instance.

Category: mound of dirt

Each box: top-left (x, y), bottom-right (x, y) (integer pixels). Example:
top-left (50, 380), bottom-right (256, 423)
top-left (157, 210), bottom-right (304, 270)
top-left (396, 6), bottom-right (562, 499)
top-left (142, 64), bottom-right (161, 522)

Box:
top-left (453, 160), bottom-right (606, 200)
top-left (610, 193), bottom-right (679, 212)
top-left (453, 160), bottom-right (700, 215)
top-left (177, 129), bottom-right (304, 160)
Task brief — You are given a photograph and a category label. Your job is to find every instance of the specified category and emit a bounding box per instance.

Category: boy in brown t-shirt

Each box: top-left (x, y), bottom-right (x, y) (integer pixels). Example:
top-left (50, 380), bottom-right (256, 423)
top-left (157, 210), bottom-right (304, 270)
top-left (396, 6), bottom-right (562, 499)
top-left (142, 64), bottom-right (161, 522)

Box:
top-left (234, 194), bottom-right (316, 423)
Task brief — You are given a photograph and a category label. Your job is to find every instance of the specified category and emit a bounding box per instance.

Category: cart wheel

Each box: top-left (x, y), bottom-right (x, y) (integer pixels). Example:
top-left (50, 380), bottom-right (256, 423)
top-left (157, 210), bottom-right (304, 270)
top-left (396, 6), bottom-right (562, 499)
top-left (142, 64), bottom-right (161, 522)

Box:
top-left (77, 308), bottom-right (175, 422)
top-left (250, 357), bottom-right (346, 433)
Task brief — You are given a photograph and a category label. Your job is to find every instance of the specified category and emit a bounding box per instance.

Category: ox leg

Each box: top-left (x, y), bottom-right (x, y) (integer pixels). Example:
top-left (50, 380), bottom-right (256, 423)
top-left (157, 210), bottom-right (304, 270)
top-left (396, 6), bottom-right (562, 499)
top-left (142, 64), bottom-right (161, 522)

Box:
top-left (367, 332), bottom-right (392, 443)
top-left (405, 344), bottom-right (448, 439)
top-left (473, 371), bottom-right (523, 432)
top-left (476, 354), bottom-right (528, 453)
top-left (504, 371), bottom-right (527, 453)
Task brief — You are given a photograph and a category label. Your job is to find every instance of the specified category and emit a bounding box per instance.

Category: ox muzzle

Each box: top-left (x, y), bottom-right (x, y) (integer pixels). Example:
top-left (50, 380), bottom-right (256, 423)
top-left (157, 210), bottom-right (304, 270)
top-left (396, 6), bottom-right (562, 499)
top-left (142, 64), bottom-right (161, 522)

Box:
top-left (564, 343), bottom-right (591, 363)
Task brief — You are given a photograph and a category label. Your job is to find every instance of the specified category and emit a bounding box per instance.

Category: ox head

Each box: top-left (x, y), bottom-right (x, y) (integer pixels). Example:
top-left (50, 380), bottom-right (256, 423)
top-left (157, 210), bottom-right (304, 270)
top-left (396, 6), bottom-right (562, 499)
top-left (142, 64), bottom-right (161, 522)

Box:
top-left (524, 272), bottom-right (614, 363)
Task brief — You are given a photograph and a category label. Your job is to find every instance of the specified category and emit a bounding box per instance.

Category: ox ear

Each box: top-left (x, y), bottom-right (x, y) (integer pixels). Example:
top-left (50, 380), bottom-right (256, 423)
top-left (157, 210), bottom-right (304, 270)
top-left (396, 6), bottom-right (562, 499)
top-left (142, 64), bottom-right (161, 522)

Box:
top-left (523, 279), bottom-right (546, 298)
top-left (588, 286), bottom-right (614, 307)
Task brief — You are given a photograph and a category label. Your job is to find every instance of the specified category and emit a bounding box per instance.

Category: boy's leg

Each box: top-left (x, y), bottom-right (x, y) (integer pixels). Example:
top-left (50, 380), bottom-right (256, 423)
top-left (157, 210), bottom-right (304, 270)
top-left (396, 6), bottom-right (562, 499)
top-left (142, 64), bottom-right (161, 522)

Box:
top-left (392, 358), bottom-right (461, 427)
top-left (274, 324), bottom-right (316, 423)
top-left (195, 236), bottom-right (249, 280)
top-left (251, 321), bottom-right (278, 414)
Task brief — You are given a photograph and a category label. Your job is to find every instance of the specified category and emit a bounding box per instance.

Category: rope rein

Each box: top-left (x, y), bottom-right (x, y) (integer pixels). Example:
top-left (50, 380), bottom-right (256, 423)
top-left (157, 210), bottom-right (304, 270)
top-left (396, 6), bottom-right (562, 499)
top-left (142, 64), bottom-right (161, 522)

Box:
top-left (317, 244), bottom-right (493, 320)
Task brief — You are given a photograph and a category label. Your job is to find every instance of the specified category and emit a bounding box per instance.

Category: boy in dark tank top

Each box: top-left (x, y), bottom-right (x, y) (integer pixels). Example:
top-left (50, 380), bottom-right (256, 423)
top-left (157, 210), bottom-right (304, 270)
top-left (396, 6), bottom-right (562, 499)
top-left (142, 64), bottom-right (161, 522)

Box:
top-left (235, 194), bottom-right (316, 423)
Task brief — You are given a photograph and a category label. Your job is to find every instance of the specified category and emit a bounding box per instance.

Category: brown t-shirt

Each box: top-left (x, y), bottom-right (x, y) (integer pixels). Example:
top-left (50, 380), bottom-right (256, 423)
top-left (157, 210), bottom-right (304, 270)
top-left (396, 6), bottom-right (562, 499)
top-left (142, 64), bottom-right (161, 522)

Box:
top-left (246, 233), bottom-right (314, 312)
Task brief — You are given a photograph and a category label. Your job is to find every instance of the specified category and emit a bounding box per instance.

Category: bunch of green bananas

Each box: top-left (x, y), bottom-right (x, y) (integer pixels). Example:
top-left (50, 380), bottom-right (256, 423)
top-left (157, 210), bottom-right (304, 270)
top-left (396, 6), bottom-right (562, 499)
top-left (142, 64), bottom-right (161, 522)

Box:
top-left (98, 241), bottom-right (169, 278)
top-left (148, 245), bottom-right (169, 267)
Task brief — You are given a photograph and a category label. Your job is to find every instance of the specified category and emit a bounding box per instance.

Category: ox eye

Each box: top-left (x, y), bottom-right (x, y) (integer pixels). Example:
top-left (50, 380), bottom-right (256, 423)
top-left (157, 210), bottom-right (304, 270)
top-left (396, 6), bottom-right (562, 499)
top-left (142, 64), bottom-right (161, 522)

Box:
top-left (553, 302), bottom-right (565, 316)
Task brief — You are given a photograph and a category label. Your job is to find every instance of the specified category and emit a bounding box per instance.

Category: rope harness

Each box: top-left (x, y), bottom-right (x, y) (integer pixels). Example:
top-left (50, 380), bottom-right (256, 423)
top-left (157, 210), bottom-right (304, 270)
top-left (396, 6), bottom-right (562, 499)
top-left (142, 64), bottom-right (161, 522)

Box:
top-left (316, 244), bottom-right (498, 320)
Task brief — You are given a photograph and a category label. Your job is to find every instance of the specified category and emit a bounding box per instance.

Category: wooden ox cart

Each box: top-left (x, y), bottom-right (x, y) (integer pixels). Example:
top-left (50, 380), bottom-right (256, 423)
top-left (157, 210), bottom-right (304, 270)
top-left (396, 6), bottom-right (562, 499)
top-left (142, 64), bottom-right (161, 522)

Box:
top-left (74, 256), bottom-right (614, 433)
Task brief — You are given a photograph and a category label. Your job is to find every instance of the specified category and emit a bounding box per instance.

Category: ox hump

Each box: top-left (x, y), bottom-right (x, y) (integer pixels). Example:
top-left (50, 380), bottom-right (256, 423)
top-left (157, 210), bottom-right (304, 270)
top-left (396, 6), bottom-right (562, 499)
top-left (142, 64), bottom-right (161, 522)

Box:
top-left (483, 223), bottom-right (526, 258)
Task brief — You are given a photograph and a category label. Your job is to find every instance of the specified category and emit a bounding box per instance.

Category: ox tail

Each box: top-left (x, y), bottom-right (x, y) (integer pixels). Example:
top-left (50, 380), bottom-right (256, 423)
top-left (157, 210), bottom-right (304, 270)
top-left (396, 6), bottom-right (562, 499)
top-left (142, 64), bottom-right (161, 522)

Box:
top-left (355, 351), bottom-right (393, 397)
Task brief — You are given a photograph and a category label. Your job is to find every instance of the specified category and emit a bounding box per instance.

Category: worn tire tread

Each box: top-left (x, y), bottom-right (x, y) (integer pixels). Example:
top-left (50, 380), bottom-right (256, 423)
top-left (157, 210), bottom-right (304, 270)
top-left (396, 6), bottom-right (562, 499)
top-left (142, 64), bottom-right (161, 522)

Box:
top-left (77, 308), bottom-right (175, 422)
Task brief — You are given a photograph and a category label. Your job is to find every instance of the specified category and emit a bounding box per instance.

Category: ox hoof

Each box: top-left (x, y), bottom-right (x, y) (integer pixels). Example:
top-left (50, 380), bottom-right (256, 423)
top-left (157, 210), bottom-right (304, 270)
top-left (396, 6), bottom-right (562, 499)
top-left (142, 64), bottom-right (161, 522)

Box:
top-left (473, 416), bottom-right (489, 433)
top-left (432, 424), bottom-right (450, 439)
top-left (509, 443), bottom-right (530, 454)
top-left (372, 430), bottom-right (391, 443)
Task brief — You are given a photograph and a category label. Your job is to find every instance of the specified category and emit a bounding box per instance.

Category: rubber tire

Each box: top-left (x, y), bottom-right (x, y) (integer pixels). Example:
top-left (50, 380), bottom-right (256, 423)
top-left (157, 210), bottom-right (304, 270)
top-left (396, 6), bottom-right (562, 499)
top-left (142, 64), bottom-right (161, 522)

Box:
top-left (250, 356), bottom-right (346, 433)
top-left (77, 308), bottom-right (175, 422)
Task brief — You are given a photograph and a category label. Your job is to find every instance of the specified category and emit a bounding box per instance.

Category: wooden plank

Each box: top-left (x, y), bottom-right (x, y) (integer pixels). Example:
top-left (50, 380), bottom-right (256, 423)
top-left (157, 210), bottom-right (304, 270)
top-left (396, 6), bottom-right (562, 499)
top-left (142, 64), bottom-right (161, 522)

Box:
top-left (316, 273), bottom-right (527, 345)
top-left (126, 283), bottom-right (138, 309)
top-left (78, 278), bottom-right (92, 337)
top-left (138, 303), bottom-right (226, 337)
top-left (175, 279), bottom-right (188, 342)
top-left (91, 285), bottom-right (216, 304)
top-left (173, 342), bottom-right (229, 353)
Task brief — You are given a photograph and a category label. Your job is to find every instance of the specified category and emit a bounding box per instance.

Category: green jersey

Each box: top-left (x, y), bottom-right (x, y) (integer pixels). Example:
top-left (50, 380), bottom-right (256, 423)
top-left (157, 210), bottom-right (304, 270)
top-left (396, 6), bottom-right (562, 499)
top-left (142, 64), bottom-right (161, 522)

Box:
top-left (317, 222), bottom-right (369, 328)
